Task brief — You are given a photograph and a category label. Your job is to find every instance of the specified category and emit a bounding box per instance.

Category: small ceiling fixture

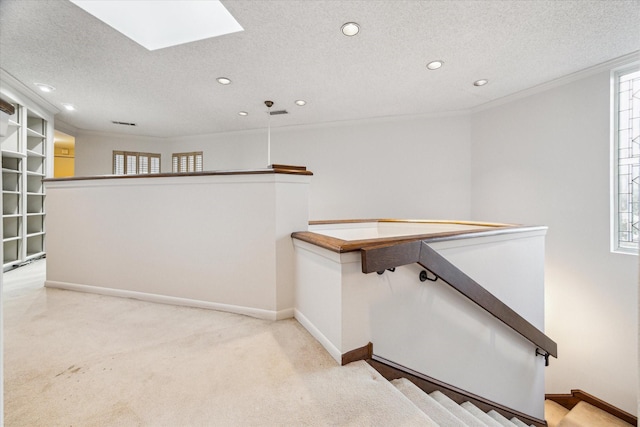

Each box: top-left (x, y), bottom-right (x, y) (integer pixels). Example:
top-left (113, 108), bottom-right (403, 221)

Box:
top-left (473, 79), bottom-right (489, 87)
top-left (238, 111), bottom-right (248, 116)
top-left (341, 22), bottom-right (360, 36)
top-left (112, 120), bottom-right (136, 126)
top-left (426, 60), bottom-right (444, 70)
top-left (35, 83), bottom-right (56, 93)
top-left (217, 77), bottom-right (231, 85)
top-left (294, 100), bottom-right (306, 106)
top-left (61, 103), bottom-right (76, 111)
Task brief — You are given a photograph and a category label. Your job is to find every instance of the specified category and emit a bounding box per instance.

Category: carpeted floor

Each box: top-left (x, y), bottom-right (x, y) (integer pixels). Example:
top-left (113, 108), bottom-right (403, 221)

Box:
top-left (3, 260), bottom-right (429, 426)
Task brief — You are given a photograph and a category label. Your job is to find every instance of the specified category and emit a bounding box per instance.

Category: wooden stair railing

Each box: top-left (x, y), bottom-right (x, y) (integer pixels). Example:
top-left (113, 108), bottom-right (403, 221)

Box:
top-left (361, 240), bottom-right (558, 361)
top-left (546, 389), bottom-right (637, 426)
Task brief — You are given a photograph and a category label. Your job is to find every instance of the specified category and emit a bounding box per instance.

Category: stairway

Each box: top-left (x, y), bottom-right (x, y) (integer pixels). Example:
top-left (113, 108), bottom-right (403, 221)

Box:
top-left (544, 399), bottom-right (634, 427)
top-left (391, 377), bottom-right (536, 426)
top-left (390, 377), bottom-right (635, 427)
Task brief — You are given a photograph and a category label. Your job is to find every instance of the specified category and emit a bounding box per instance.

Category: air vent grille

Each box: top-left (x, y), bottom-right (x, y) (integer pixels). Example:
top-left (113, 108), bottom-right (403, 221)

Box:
top-left (269, 110), bottom-right (288, 116)
top-left (112, 121), bottom-right (137, 126)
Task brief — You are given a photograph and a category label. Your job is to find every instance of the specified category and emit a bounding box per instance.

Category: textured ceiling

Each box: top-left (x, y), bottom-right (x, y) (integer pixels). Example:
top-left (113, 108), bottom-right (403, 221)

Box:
top-left (1, 0), bottom-right (639, 138)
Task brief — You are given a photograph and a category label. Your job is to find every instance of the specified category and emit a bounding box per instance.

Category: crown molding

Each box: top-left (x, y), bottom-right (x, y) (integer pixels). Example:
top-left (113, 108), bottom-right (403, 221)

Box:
top-left (0, 68), bottom-right (60, 116)
top-left (472, 51), bottom-right (640, 113)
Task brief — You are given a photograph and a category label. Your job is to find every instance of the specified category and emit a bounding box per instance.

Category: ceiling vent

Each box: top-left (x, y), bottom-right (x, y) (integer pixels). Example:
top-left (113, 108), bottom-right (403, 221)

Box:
top-left (112, 121), bottom-right (137, 126)
top-left (269, 110), bottom-right (288, 116)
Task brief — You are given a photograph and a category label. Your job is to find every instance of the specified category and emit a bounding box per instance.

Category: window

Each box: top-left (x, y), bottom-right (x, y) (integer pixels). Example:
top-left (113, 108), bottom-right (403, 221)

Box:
top-left (172, 152), bottom-right (203, 173)
top-left (113, 151), bottom-right (161, 175)
top-left (612, 67), bottom-right (640, 254)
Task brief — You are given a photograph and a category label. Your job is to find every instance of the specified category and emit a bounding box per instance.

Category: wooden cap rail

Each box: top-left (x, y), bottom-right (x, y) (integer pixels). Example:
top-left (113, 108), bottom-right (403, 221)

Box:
top-left (43, 164), bottom-right (312, 182)
top-left (361, 240), bottom-right (558, 360)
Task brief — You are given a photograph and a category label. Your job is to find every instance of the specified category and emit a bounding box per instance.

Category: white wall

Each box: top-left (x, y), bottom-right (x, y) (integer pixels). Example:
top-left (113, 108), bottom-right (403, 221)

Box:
top-left (471, 70), bottom-right (638, 415)
top-left (72, 69), bottom-right (638, 415)
top-left (74, 131), bottom-right (168, 176)
top-left (170, 113), bottom-right (473, 221)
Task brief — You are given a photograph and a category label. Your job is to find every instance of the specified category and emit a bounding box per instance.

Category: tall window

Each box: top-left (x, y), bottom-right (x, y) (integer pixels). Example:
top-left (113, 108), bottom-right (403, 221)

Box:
top-left (113, 151), bottom-right (161, 175)
top-left (613, 67), bottom-right (640, 253)
top-left (172, 152), bottom-right (203, 173)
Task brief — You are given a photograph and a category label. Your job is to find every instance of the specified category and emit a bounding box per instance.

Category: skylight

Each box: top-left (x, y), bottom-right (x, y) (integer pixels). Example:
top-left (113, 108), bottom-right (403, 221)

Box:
top-left (70, 0), bottom-right (243, 51)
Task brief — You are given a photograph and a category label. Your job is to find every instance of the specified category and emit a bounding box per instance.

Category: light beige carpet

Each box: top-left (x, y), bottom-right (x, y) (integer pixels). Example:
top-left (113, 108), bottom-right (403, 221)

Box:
top-left (3, 261), bottom-right (430, 426)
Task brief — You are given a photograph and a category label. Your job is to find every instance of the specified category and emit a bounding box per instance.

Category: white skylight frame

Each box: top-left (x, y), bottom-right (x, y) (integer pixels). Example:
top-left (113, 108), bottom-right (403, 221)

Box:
top-left (70, 0), bottom-right (243, 51)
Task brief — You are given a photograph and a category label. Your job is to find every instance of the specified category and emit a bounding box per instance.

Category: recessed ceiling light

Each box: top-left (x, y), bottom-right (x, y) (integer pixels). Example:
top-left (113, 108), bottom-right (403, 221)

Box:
top-left (69, 0), bottom-right (243, 51)
top-left (473, 79), bottom-right (489, 87)
top-left (217, 77), bottom-right (231, 85)
top-left (426, 61), bottom-right (444, 70)
top-left (61, 103), bottom-right (76, 111)
top-left (341, 22), bottom-right (360, 36)
top-left (294, 100), bottom-right (306, 106)
top-left (238, 111), bottom-right (248, 116)
top-left (35, 83), bottom-right (55, 93)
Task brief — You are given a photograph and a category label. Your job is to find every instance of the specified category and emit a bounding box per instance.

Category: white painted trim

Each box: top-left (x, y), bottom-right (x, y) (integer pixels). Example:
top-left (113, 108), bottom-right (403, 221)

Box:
top-left (294, 308), bottom-right (342, 364)
top-left (44, 172), bottom-right (311, 189)
top-left (473, 51), bottom-right (640, 113)
top-left (0, 68), bottom-right (60, 116)
top-left (45, 280), bottom-right (282, 321)
top-left (54, 120), bottom-right (79, 137)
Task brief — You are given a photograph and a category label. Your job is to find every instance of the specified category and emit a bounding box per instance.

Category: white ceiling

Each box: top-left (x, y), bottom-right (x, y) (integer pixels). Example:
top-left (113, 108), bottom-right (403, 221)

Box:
top-left (1, 0), bottom-right (639, 138)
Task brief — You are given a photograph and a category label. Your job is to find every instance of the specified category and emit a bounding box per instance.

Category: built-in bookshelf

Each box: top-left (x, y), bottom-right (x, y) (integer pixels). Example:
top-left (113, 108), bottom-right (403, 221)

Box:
top-left (1, 98), bottom-right (50, 269)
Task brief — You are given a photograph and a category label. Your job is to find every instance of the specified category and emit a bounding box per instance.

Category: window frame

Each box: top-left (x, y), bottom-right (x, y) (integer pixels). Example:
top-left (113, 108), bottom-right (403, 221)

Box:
top-left (113, 151), bottom-right (161, 175)
top-left (611, 63), bottom-right (640, 255)
top-left (172, 151), bottom-right (203, 173)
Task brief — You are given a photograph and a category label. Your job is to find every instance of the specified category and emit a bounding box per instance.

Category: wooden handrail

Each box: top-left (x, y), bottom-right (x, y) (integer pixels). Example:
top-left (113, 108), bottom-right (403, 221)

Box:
top-left (361, 240), bottom-right (558, 359)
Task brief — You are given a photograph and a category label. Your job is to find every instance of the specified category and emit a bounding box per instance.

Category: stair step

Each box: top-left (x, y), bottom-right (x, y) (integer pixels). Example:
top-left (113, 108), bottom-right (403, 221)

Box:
top-left (556, 401), bottom-right (634, 427)
top-left (508, 416), bottom-right (532, 427)
top-left (461, 401), bottom-right (507, 427)
top-left (430, 390), bottom-right (489, 427)
top-left (545, 400), bottom-right (570, 427)
top-left (487, 409), bottom-right (519, 427)
top-left (391, 378), bottom-right (471, 426)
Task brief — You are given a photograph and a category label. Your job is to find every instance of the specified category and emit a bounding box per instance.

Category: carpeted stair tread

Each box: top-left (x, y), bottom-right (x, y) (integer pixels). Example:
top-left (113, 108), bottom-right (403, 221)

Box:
top-left (556, 401), bottom-right (634, 427)
top-left (545, 400), bottom-right (570, 427)
top-left (508, 416), bottom-right (532, 427)
top-left (430, 390), bottom-right (489, 427)
top-left (391, 378), bottom-right (471, 426)
top-left (461, 401), bottom-right (505, 427)
top-left (487, 409), bottom-right (518, 427)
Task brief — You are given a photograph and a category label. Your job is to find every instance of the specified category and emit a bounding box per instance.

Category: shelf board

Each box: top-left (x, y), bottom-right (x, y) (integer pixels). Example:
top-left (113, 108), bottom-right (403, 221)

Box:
top-left (2, 190), bottom-right (20, 195)
top-left (26, 170), bottom-right (45, 176)
top-left (2, 168), bottom-right (21, 174)
top-left (3, 213), bottom-right (22, 218)
top-left (3, 236), bottom-right (21, 242)
top-left (26, 192), bottom-right (45, 196)
top-left (26, 128), bottom-right (45, 138)
top-left (26, 231), bottom-right (45, 238)
top-left (1, 150), bottom-right (26, 158)
top-left (7, 119), bottom-right (20, 127)
top-left (26, 150), bottom-right (45, 158)
top-left (26, 212), bottom-right (45, 217)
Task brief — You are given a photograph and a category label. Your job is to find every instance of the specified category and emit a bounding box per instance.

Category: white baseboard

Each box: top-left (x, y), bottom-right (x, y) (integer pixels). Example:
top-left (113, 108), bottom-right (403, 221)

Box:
top-left (45, 280), bottom-right (291, 321)
top-left (294, 308), bottom-right (341, 364)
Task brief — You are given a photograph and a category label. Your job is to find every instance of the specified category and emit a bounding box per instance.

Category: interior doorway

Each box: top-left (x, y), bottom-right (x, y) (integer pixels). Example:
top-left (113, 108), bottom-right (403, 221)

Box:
top-left (53, 130), bottom-right (74, 177)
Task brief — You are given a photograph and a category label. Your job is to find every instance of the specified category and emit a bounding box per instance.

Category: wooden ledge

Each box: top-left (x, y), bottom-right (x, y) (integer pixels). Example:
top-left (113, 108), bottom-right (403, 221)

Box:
top-left (43, 165), bottom-right (312, 183)
top-left (292, 220), bottom-right (541, 253)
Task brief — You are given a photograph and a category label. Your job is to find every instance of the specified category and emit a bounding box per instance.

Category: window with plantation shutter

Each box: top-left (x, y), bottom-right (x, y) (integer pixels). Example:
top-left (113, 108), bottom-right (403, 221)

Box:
top-left (172, 152), bottom-right (203, 173)
top-left (113, 151), bottom-right (161, 175)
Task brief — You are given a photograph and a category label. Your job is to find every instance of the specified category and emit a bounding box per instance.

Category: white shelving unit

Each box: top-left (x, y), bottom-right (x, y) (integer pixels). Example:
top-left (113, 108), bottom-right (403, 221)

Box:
top-left (1, 98), bottom-right (51, 270)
